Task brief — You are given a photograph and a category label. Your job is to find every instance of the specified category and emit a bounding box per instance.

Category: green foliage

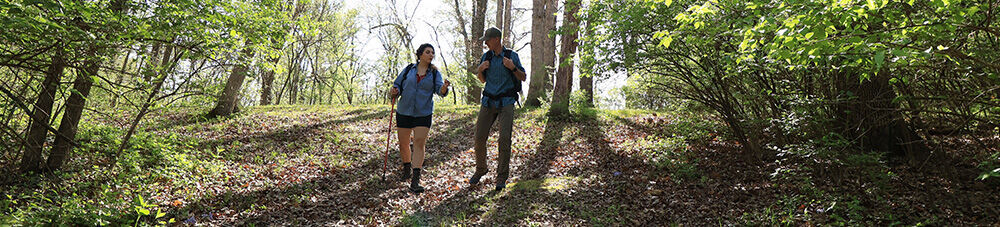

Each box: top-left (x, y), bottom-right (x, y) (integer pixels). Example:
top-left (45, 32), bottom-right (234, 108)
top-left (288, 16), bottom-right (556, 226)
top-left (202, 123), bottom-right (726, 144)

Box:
top-left (0, 121), bottom-right (201, 225)
top-left (978, 152), bottom-right (1000, 180)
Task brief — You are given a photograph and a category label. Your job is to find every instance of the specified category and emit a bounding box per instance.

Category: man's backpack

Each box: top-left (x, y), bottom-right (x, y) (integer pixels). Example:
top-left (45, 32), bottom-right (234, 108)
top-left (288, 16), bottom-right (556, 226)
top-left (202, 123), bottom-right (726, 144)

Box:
top-left (481, 49), bottom-right (522, 102)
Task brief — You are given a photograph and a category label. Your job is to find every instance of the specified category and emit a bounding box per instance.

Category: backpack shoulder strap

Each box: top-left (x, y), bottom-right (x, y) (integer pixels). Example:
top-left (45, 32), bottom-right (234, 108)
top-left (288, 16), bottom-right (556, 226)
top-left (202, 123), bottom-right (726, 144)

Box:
top-left (402, 63), bottom-right (415, 81)
top-left (502, 50), bottom-right (520, 84)
top-left (431, 65), bottom-right (438, 86)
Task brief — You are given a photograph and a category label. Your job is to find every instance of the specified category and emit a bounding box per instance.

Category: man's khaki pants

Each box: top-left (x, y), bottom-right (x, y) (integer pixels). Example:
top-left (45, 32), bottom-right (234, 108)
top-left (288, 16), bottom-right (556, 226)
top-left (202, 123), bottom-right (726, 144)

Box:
top-left (472, 104), bottom-right (514, 183)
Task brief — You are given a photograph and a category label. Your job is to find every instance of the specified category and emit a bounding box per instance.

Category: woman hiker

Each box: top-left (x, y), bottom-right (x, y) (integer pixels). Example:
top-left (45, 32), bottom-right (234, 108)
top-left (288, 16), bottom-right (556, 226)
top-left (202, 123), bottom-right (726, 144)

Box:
top-left (389, 43), bottom-right (450, 193)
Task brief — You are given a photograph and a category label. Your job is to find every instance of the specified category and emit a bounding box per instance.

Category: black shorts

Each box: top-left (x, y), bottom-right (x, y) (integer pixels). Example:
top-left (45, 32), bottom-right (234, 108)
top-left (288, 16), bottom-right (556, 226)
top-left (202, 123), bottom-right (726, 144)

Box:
top-left (396, 114), bottom-right (432, 128)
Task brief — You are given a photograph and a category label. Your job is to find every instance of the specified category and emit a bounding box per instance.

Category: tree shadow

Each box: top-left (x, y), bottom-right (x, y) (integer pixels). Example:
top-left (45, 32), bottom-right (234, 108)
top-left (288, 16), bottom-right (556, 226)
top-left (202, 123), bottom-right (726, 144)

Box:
top-left (158, 105), bottom-right (1000, 225)
top-left (167, 108), bottom-right (790, 225)
top-left (518, 115), bottom-right (568, 179)
top-left (477, 114), bottom-right (663, 225)
top-left (400, 113), bottom-right (776, 225)
top-left (227, 109), bottom-right (479, 225)
top-left (190, 107), bottom-right (385, 162)
top-left (388, 113), bottom-right (650, 225)
top-left (166, 108), bottom-right (480, 225)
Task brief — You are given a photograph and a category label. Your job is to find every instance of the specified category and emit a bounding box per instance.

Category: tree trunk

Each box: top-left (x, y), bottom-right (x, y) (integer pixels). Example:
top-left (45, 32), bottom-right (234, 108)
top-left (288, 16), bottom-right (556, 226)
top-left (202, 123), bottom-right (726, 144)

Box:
top-left (495, 0), bottom-right (513, 46)
top-left (117, 44), bottom-right (179, 161)
top-left (260, 56), bottom-right (278, 105)
top-left (143, 43), bottom-right (161, 82)
top-left (209, 47), bottom-right (253, 118)
top-left (502, 0), bottom-right (513, 47)
top-left (119, 49), bottom-right (132, 74)
top-left (720, 111), bottom-right (765, 162)
top-left (21, 51), bottom-right (66, 172)
top-left (467, 0), bottom-right (488, 104)
top-left (290, 71), bottom-right (300, 104)
top-left (47, 55), bottom-right (97, 170)
top-left (580, 72), bottom-right (593, 107)
top-left (835, 70), bottom-right (930, 166)
top-left (549, 0), bottom-right (579, 116)
top-left (526, 0), bottom-right (557, 107)
top-left (496, 0), bottom-right (504, 30)
top-left (579, 19), bottom-right (594, 107)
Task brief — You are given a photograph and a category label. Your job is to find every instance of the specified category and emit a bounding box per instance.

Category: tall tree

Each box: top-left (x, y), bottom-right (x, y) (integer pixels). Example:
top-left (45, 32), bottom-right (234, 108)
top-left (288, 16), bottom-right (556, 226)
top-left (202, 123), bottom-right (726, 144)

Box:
top-left (579, 70), bottom-right (593, 107)
top-left (467, 0), bottom-right (488, 103)
top-left (549, 0), bottom-right (581, 116)
top-left (503, 0), bottom-right (512, 47)
top-left (578, 19), bottom-right (594, 107)
top-left (47, 52), bottom-right (97, 170)
top-left (116, 43), bottom-right (180, 159)
top-left (526, 0), bottom-right (557, 107)
top-left (496, 0), bottom-right (513, 46)
top-left (260, 55), bottom-right (279, 105)
top-left (48, 0), bottom-right (130, 170)
top-left (21, 49), bottom-right (66, 172)
top-left (209, 46), bottom-right (254, 118)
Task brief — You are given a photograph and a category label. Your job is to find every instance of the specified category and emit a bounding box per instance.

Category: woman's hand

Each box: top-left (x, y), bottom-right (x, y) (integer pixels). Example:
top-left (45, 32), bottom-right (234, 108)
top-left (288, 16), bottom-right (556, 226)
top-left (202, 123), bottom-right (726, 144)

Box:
top-left (441, 80), bottom-right (450, 94)
top-left (390, 87), bottom-right (399, 97)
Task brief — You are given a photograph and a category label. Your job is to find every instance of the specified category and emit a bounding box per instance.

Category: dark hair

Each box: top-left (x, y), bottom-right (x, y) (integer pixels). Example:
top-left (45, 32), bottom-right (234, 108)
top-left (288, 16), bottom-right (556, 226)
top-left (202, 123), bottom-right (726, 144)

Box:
top-left (414, 43), bottom-right (436, 72)
top-left (416, 43), bottom-right (434, 61)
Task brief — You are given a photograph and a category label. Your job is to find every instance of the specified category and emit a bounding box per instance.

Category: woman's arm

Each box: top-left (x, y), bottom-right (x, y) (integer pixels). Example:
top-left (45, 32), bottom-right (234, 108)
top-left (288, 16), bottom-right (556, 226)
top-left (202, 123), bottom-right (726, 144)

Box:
top-left (393, 66), bottom-right (407, 89)
top-left (390, 66), bottom-right (408, 97)
top-left (435, 70), bottom-right (449, 97)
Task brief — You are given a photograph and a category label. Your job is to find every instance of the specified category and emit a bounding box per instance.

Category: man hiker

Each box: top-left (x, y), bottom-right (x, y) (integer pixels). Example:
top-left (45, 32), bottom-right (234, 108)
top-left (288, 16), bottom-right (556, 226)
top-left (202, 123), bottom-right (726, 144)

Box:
top-left (469, 27), bottom-right (527, 191)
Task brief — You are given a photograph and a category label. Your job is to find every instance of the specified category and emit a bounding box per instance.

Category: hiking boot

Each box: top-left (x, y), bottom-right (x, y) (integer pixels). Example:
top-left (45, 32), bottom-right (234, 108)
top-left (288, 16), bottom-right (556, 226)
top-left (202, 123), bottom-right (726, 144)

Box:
top-left (410, 168), bottom-right (425, 193)
top-left (400, 162), bottom-right (411, 181)
top-left (469, 172), bottom-right (485, 185)
top-left (494, 182), bottom-right (506, 192)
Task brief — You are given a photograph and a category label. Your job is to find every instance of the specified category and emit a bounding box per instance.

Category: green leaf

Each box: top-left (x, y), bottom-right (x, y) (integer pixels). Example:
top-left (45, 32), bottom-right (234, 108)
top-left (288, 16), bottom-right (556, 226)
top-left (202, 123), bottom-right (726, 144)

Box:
top-left (659, 35), bottom-right (673, 48)
top-left (813, 27), bottom-right (828, 40)
top-left (890, 49), bottom-right (907, 58)
top-left (874, 50), bottom-right (885, 68)
top-left (968, 6), bottom-right (980, 15)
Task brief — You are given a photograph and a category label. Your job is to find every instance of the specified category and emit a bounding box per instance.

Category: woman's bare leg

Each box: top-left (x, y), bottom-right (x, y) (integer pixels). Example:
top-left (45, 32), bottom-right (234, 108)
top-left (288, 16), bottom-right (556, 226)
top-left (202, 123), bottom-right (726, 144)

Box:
top-left (411, 127), bottom-right (430, 168)
top-left (397, 128), bottom-right (413, 163)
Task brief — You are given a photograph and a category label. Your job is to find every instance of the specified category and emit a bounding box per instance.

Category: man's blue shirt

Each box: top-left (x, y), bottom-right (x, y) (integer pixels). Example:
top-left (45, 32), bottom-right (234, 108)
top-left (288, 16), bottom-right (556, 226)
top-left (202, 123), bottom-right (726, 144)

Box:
top-left (479, 47), bottom-right (525, 108)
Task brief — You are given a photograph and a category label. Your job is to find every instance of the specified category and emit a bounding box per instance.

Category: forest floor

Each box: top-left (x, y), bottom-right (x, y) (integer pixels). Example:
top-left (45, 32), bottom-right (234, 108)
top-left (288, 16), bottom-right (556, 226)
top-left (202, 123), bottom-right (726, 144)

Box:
top-left (1, 105), bottom-right (998, 225)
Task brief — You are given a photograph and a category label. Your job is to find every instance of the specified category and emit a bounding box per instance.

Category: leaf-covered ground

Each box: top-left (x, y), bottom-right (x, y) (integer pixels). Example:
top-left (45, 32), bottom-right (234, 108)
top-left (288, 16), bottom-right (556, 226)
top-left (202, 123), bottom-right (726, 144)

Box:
top-left (2, 105), bottom-right (998, 225)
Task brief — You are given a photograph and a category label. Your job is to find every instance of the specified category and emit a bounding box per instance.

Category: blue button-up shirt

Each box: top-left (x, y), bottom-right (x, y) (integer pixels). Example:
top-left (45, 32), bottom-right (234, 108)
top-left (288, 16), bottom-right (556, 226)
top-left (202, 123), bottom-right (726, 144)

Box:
top-left (393, 65), bottom-right (447, 117)
top-left (480, 47), bottom-right (525, 108)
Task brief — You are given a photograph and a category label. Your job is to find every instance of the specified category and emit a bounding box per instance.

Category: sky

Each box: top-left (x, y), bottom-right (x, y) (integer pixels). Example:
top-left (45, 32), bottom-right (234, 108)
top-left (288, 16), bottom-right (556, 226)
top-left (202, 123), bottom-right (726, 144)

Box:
top-left (342, 0), bottom-right (626, 108)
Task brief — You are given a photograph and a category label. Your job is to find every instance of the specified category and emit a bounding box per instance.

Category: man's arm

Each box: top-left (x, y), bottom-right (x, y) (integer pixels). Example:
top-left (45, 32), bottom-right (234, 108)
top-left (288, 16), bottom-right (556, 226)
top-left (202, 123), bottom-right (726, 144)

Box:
top-left (477, 60), bottom-right (490, 83)
top-left (513, 69), bottom-right (526, 81)
top-left (504, 52), bottom-right (527, 81)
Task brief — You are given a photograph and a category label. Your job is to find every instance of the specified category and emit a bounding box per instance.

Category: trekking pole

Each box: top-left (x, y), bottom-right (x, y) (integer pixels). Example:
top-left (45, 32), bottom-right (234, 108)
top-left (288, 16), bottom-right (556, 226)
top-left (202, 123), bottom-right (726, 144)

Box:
top-left (383, 95), bottom-right (397, 182)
